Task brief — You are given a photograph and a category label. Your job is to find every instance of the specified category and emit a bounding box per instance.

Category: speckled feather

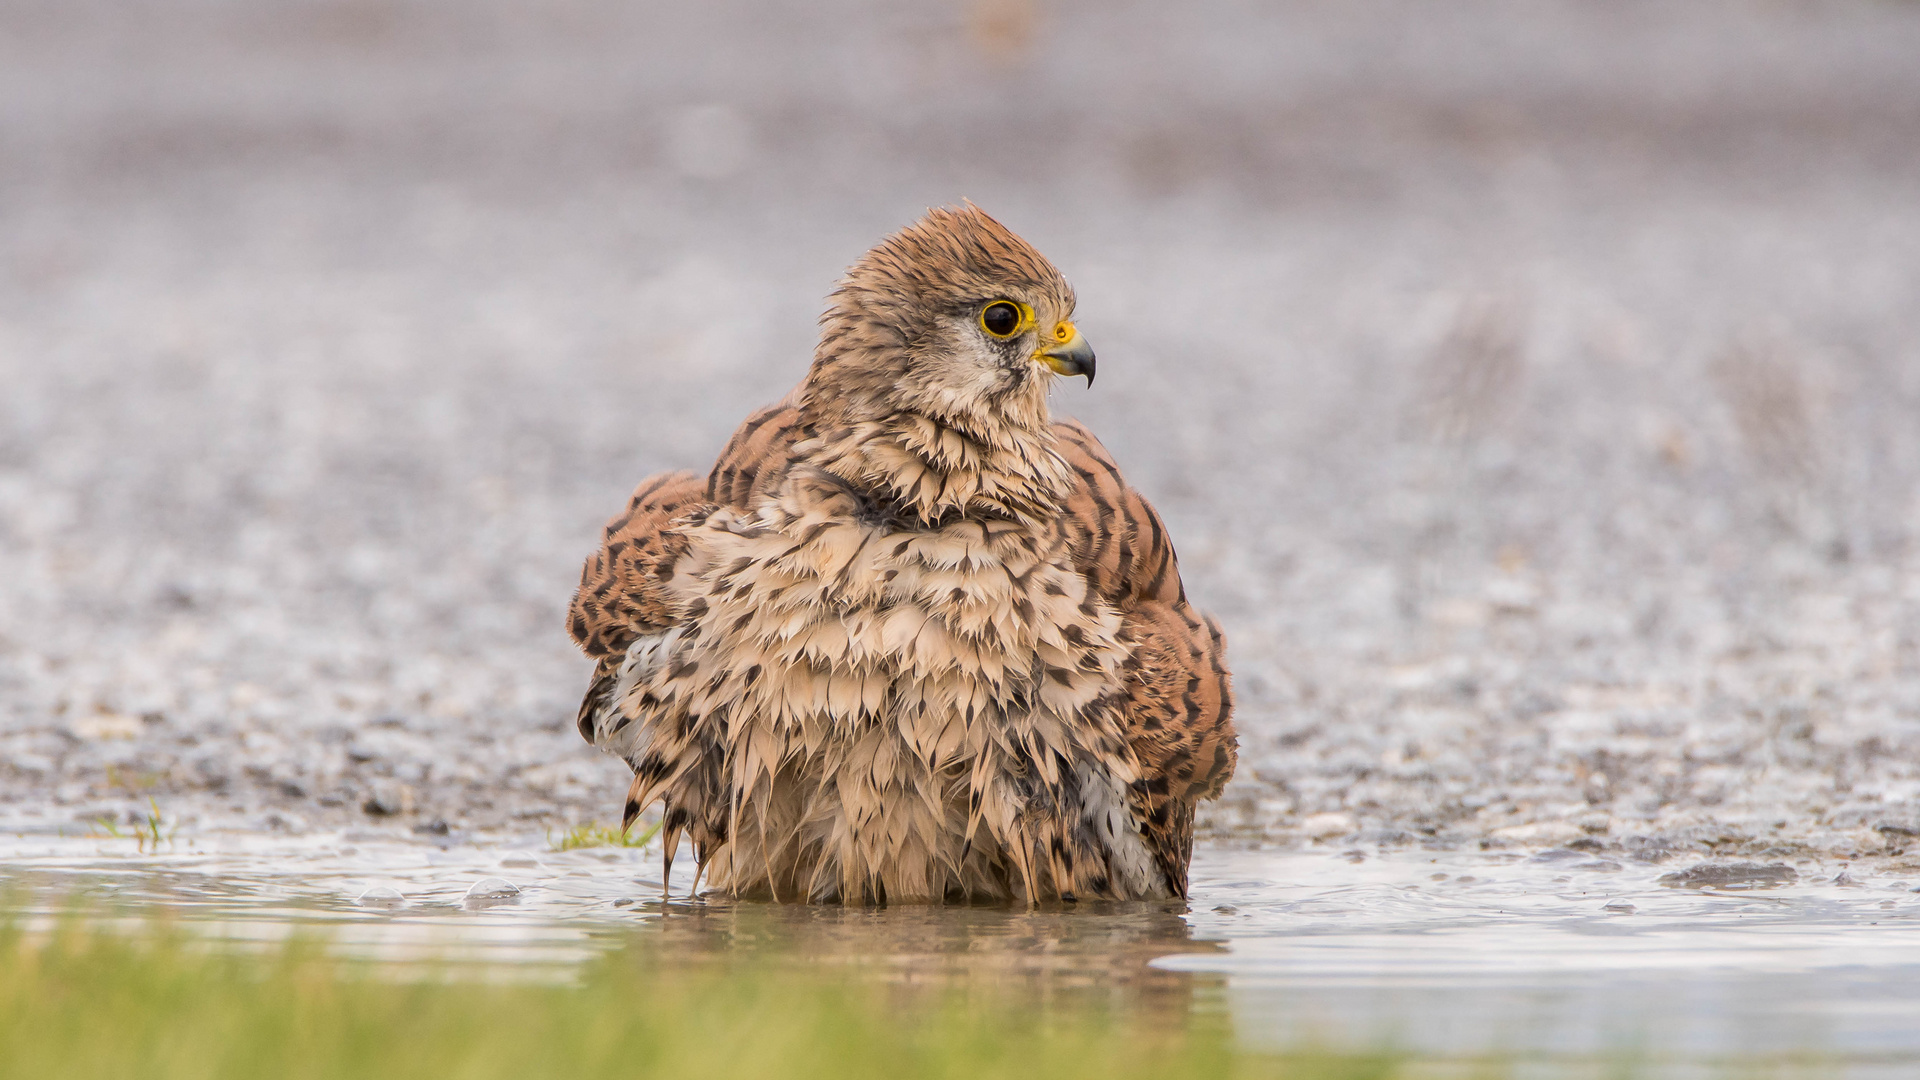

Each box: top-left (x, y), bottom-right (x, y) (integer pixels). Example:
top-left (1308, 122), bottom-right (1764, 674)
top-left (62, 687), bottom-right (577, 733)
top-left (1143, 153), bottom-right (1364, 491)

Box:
top-left (567, 206), bottom-right (1234, 903)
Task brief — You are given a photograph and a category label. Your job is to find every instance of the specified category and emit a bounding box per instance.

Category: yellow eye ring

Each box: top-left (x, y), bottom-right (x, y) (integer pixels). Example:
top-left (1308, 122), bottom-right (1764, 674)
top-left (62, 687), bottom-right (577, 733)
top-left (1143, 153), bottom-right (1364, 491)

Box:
top-left (979, 300), bottom-right (1033, 339)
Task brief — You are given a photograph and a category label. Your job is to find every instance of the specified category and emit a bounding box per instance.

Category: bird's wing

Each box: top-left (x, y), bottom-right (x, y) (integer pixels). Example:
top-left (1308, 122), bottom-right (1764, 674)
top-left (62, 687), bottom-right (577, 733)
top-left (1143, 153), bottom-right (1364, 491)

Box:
top-left (569, 400), bottom-right (809, 753)
top-left (569, 398), bottom-right (808, 661)
top-left (1053, 417), bottom-right (1237, 893)
top-left (705, 399), bottom-right (806, 507)
top-left (568, 470), bottom-right (709, 661)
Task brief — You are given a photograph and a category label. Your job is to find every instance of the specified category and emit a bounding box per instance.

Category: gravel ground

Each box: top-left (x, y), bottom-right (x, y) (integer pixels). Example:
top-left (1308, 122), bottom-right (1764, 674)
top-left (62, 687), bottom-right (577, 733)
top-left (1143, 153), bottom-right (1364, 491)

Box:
top-left (5, 0), bottom-right (1920, 865)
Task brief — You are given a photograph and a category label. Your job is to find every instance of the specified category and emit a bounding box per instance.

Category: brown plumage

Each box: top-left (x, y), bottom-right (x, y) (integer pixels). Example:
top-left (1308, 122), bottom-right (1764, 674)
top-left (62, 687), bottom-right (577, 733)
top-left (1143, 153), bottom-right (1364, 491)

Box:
top-left (568, 205), bottom-right (1234, 904)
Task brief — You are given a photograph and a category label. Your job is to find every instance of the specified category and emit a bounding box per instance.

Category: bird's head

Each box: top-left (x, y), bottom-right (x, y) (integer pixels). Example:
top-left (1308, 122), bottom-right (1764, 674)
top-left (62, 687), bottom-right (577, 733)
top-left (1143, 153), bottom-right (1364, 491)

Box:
top-left (805, 204), bottom-right (1093, 438)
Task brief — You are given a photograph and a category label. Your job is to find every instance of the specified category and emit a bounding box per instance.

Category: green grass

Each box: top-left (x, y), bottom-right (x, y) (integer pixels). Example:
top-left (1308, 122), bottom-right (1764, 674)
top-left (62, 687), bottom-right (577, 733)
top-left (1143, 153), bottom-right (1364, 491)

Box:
top-left (549, 819), bottom-right (663, 851)
top-left (0, 919), bottom-right (1399, 1080)
top-left (90, 796), bottom-right (175, 852)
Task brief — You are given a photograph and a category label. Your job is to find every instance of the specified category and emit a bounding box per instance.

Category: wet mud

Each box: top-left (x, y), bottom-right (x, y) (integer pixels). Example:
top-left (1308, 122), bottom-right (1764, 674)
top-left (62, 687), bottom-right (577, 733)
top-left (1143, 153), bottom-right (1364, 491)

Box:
top-left (5, 2), bottom-right (1920, 893)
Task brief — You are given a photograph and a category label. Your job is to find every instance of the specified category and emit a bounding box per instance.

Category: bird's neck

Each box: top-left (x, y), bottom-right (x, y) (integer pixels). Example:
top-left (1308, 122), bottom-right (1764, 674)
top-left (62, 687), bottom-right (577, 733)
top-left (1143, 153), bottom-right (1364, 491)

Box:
top-left (798, 408), bottom-right (1074, 529)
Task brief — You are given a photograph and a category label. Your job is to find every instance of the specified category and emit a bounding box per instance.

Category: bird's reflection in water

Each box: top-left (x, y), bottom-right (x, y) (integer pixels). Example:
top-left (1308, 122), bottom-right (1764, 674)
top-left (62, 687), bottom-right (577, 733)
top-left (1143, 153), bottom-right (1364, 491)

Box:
top-left (589, 898), bottom-right (1229, 1021)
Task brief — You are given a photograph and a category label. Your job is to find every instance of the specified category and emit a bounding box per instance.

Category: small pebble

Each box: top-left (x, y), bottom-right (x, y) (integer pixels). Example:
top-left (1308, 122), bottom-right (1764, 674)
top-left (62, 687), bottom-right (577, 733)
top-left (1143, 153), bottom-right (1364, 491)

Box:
top-left (1301, 813), bottom-right (1357, 841)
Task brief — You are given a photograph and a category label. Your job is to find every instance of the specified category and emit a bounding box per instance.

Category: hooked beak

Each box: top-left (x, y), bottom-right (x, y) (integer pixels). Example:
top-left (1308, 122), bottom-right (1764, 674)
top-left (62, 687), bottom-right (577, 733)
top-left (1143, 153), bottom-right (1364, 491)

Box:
top-left (1039, 324), bottom-right (1096, 387)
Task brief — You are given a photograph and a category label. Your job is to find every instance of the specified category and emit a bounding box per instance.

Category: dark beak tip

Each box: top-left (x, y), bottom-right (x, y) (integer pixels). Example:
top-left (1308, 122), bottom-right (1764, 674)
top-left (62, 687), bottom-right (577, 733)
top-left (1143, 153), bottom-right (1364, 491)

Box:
top-left (1042, 335), bottom-right (1096, 387)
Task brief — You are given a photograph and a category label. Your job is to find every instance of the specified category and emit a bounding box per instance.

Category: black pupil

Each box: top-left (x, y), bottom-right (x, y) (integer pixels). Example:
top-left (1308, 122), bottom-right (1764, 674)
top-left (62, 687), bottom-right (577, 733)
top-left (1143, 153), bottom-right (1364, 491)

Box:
top-left (983, 303), bottom-right (1019, 336)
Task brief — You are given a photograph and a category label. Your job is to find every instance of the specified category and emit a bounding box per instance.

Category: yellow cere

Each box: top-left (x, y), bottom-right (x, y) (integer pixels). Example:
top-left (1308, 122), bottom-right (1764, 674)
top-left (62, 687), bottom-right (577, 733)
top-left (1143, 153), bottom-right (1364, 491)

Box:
top-left (1053, 321), bottom-right (1075, 342)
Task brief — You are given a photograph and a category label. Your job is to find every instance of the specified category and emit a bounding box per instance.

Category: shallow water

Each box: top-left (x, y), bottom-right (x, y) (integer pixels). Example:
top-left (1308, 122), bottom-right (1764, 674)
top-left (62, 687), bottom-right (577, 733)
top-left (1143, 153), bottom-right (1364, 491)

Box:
top-left (6, 827), bottom-right (1919, 1077)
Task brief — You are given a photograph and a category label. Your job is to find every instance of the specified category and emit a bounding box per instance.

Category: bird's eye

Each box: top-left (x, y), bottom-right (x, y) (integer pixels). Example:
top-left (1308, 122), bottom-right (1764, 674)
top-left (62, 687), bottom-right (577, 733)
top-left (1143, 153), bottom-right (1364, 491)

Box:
top-left (980, 301), bottom-right (1022, 338)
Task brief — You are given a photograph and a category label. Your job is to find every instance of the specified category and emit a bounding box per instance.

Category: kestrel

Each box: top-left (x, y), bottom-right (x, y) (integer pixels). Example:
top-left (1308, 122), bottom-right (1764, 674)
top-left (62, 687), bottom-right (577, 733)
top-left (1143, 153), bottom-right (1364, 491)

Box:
top-left (568, 206), bottom-right (1234, 904)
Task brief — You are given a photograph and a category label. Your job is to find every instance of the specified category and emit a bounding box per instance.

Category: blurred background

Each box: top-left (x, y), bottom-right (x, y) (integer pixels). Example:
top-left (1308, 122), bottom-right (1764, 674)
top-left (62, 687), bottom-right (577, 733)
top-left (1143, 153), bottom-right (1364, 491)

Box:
top-left (4, 0), bottom-right (1920, 859)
